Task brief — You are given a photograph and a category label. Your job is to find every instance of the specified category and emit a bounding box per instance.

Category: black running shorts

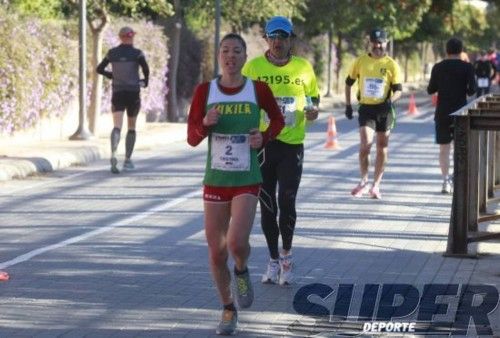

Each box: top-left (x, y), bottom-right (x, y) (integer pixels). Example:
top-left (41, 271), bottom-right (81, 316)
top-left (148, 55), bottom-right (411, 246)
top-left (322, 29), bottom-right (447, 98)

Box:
top-left (111, 91), bottom-right (141, 117)
top-left (435, 117), bottom-right (454, 144)
top-left (358, 103), bottom-right (395, 132)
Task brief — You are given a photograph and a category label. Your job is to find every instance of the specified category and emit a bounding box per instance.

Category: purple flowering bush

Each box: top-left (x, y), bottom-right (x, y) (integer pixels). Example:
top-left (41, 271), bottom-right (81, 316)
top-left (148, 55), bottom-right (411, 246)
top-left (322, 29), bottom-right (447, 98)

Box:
top-left (0, 10), bottom-right (78, 134)
top-left (0, 8), bottom-right (170, 135)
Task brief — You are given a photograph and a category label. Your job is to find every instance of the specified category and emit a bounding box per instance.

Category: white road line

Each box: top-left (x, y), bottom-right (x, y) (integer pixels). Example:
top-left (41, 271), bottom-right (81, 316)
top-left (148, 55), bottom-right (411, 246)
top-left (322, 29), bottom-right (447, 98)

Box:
top-left (0, 189), bottom-right (201, 270)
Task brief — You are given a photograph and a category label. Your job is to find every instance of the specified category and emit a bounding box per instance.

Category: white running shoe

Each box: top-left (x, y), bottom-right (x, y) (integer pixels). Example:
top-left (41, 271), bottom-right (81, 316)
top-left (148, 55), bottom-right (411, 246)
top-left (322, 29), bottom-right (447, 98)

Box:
top-left (261, 259), bottom-right (280, 284)
top-left (279, 254), bottom-right (293, 286)
top-left (441, 178), bottom-right (452, 194)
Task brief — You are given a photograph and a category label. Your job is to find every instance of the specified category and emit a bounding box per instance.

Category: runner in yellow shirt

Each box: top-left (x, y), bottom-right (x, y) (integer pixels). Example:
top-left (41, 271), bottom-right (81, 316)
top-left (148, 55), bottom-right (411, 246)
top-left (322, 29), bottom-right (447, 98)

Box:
top-left (345, 28), bottom-right (402, 200)
top-left (243, 16), bottom-right (320, 286)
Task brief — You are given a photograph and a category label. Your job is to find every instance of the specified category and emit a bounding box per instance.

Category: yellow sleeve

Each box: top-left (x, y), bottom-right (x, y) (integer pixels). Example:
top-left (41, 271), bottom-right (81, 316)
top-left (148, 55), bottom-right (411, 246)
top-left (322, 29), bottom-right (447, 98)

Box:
top-left (305, 61), bottom-right (320, 97)
top-left (348, 57), bottom-right (360, 81)
top-left (392, 60), bottom-right (402, 85)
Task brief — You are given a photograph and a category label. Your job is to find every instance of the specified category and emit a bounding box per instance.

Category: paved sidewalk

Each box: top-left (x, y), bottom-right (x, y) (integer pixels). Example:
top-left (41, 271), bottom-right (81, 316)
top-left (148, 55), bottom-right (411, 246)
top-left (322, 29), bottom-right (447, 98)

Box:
top-left (0, 82), bottom-right (425, 182)
top-left (0, 94), bottom-right (346, 182)
top-left (0, 123), bottom-right (187, 181)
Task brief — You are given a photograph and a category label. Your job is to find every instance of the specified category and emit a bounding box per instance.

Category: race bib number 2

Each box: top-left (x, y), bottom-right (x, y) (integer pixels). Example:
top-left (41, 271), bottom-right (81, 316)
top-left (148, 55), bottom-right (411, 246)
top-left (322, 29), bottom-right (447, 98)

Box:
top-left (211, 133), bottom-right (250, 171)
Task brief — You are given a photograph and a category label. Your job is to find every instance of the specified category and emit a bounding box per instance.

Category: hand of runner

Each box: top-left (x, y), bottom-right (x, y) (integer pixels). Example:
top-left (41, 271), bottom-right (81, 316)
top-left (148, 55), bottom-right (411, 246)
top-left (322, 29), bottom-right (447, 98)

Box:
top-left (345, 104), bottom-right (353, 120)
top-left (384, 99), bottom-right (392, 110)
top-left (139, 78), bottom-right (148, 88)
top-left (203, 105), bottom-right (220, 127)
top-left (304, 105), bottom-right (319, 121)
top-left (248, 128), bottom-right (262, 149)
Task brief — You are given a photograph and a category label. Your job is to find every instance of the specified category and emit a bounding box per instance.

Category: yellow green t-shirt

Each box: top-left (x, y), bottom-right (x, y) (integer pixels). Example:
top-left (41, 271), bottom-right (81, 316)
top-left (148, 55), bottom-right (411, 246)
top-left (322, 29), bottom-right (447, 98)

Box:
top-left (348, 54), bottom-right (402, 105)
top-left (242, 55), bottom-right (320, 144)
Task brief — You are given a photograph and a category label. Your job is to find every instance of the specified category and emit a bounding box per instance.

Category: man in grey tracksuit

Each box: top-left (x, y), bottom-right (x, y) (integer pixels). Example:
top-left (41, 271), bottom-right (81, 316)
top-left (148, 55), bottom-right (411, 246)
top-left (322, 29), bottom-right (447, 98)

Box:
top-left (97, 26), bottom-right (149, 174)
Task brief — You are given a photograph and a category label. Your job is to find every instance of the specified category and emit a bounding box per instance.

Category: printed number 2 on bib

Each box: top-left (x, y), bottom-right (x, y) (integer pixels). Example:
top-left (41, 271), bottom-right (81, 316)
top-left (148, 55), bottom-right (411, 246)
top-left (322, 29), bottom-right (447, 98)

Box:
top-left (211, 133), bottom-right (250, 171)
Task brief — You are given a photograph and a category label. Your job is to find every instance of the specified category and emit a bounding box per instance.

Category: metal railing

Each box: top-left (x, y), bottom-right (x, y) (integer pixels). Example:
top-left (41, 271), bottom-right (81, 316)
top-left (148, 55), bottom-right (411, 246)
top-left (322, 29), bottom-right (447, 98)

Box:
top-left (446, 94), bottom-right (500, 257)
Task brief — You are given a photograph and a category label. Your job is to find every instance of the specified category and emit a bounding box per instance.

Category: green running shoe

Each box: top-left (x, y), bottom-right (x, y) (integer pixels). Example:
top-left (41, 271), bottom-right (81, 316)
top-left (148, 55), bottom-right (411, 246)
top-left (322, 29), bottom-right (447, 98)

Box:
top-left (233, 268), bottom-right (254, 309)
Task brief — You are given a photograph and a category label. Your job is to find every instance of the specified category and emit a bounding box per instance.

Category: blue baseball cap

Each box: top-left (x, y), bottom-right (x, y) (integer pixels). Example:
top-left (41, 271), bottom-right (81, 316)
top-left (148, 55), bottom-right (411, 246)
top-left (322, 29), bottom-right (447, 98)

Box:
top-left (265, 16), bottom-right (294, 35)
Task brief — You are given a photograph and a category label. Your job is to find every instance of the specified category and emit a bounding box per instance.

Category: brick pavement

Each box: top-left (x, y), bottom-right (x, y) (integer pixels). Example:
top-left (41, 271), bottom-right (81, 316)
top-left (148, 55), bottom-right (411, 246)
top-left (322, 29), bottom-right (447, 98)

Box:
top-left (0, 89), bottom-right (499, 337)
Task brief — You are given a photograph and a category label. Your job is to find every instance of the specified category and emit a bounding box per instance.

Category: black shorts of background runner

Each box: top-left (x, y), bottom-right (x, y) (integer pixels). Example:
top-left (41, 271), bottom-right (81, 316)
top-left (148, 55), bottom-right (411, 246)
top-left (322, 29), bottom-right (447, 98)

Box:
top-left (111, 91), bottom-right (141, 117)
top-left (435, 117), bottom-right (454, 144)
top-left (258, 139), bottom-right (303, 259)
top-left (358, 103), bottom-right (394, 132)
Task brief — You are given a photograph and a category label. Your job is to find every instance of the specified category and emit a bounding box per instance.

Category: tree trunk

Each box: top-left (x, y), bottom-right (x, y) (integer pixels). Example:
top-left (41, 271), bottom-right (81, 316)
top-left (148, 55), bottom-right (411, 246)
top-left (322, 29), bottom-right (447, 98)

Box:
top-left (420, 42), bottom-right (426, 81)
top-left (166, 0), bottom-right (181, 122)
top-left (335, 32), bottom-right (343, 94)
top-left (404, 53), bottom-right (409, 83)
top-left (324, 28), bottom-right (333, 97)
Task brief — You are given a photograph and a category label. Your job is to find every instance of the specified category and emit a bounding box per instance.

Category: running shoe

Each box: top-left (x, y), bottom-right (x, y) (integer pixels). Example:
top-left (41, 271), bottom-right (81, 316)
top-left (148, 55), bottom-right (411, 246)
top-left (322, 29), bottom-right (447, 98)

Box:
top-left (369, 185), bottom-right (382, 199)
top-left (110, 156), bottom-right (119, 174)
top-left (233, 268), bottom-right (254, 308)
top-left (123, 158), bottom-right (135, 171)
top-left (351, 182), bottom-right (368, 197)
top-left (441, 178), bottom-right (452, 194)
top-left (261, 258), bottom-right (280, 284)
top-left (216, 309), bottom-right (238, 335)
top-left (279, 254), bottom-right (293, 286)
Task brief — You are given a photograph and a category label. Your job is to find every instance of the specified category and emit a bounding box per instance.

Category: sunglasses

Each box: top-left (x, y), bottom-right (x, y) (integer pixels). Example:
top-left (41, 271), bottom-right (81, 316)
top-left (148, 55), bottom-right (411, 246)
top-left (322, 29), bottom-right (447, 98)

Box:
top-left (266, 32), bottom-right (290, 40)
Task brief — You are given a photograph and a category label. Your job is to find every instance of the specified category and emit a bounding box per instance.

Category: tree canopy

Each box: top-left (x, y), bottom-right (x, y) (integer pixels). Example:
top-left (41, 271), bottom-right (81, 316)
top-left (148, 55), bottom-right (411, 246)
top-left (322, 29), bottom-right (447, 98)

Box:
top-left (183, 0), bottom-right (306, 34)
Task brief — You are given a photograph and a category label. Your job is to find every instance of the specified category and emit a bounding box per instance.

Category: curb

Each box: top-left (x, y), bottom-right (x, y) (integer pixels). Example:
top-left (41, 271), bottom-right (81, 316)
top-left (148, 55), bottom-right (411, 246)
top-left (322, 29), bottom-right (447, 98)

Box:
top-left (0, 122), bottom-right (187, 181)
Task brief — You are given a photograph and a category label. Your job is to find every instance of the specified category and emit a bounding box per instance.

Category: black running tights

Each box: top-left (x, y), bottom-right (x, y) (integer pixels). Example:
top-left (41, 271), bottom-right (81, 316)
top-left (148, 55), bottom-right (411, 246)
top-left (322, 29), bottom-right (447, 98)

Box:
top-left (258, 140), bottom-right (303, 260)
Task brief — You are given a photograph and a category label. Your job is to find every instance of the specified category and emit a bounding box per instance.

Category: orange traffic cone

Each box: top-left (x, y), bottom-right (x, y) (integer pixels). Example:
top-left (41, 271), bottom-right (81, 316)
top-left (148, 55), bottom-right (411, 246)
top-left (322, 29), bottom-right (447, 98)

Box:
top-left (324, 115), bottom-right (340, 150)
top-left (408, 93), bottom-right (418, 116)
top-left (0, 271), bottom-right (9, 281)
top-left (431, 94), bottom-right (438, 107)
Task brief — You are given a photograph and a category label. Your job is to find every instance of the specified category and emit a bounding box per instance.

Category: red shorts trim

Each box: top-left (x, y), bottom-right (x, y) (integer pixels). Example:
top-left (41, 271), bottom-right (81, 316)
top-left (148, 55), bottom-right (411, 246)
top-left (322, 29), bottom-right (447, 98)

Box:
top-left (203, 184), bottom-right (261, 202)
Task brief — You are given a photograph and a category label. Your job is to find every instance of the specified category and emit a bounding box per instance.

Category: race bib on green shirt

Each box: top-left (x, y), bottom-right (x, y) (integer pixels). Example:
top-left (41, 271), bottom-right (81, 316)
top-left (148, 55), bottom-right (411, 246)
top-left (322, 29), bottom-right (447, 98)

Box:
top-left (211, 133), bottom-right (250, 171)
